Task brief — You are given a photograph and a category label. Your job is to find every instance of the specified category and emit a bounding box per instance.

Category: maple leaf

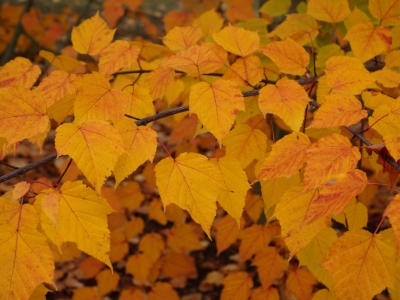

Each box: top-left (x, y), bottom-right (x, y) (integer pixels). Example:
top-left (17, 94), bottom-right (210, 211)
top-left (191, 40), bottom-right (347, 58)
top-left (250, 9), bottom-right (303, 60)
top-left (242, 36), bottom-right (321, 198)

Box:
top-left (322, 229), bottom-right (396, 300)
top-left (55, 120), bottom-right (125, 193)
top-left (155, 152), bottom-right (224, 236)
top-left (189, 79), bottom-right (245, 144)
top-left (258, 78), bottom-right (310, 131)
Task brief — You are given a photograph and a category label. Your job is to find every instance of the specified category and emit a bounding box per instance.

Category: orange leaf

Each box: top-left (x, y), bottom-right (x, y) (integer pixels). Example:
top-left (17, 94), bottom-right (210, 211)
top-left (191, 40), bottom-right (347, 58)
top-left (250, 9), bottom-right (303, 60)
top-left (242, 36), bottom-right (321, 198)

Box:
top-left (110, 231), bottom-right (128, 263)
top-left (55, 120), bottom-right (125, 193)
top-left (257, 132), bottom-right (310, 180)
top-left (274, 184), bottom-right (330, 256)
top-left (141, 66), bottom-right (175, 99)
top-left (71, 11), bottom-right (115, 55)
top-left (98, 40), bottom-right (140, 76)
top-left (305, 170), bottom-right (368, 223)
top-left (37, 70), bottom-right (76, 108)
top-left (0, 87), bottom-right (49, 144)
top-left (373, 69), bottom-right (400, 88)
top-left (122, 84), bottom-right (155, 119)
top-left (74, 72), bottom-right (129, 124)
top-left (193, 9), bottom-right (224, 37)
top-left (258, 78), bottom-right (310, 131)
top-left (39, 50), bottom-right (82, 72)
top-left (126, 253), bottom-right (152, 282)
top-left (304, 133), bottom-right (361, 190)
top-left (161, 252), bottom-right (197, 279)
top-left (167, 223), bottom-right (203, 253)
top-left (163, 26), bottom-right (202, 51)
top-left (221, 272), bottom-right (253, 300)
top-left (384, 133), bottom-right (400, 161)
top-left (117, 181), bottom-right (145, 211)
top-left (161, 43), bottom-right (227, 77)
top-left (239, 224), bottom-right (273, 261)
top-left (309, 94), bottom-right (368, 128)
top-left (0, 57), bottom-right (41, 88)
top-left (124, 216), bottom-right (144, 239)
top-left (369, 0), bottom-right (400, 26)
top-left (12, 181), bottom-right (31, 201)
top-left (307, 0), bottom-right (350, 23)
top-left (211, 156), bottom-right (250, 225)
top-left (72, 287), bottom-right (100, 300)
top-left (385, 194), bottom-right (400, 258)
top-left (149, 199), bottom-right (168, 225)
top-left (252, 246), bottom-right (288, 288)
top-left (223, 124), bottom-right (267, 168)
top-left (189, 79), bottom-right (244, 144)
top-left (344, 21), bottom-right (392, 62)
top-left (114, 119), bottom-right (157, 186)
top-left (322, 229), bottom-right (396, 300)
top-left (244, 192), bottom-right (264, 223)
top-left (78, 256), bottom-right (105, 278)
top-left (155, 152), bottom-right (224, 236)
top-left (215, 215), bottom-right (244, 255)
top-left (260, 38), bottom-right (309, 75)
top-left (223, 55), bottom-right (264, 86)
top-left (286, 269), bottom-right (316, 300)
top-left (148, 282), bottom-right (179, 300)
top-left (139, 233), bottom-right (165, 263)
top-left (250, 287), bottom-right (279, 300)
top-left (95, 269), bottom-right (120, 296)
top-left (212, 25), bottom-right (259, 56)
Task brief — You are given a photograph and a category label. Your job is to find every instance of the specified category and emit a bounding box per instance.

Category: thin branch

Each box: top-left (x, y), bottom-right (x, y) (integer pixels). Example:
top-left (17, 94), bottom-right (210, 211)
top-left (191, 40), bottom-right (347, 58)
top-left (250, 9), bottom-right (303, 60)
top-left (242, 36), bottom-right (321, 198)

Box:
top-left (57, 158), bottom-right (72, 185)
top-left (112, 69), bottom-right (224, 77)
top-left (0, 161), bottom-right (19, 170)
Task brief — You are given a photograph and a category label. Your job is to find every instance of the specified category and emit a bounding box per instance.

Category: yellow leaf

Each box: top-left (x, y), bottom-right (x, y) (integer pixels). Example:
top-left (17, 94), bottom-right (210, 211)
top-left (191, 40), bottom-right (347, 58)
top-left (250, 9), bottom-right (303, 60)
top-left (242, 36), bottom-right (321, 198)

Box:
top-left (342, 199), bottom-right (368, 231)
top-left (148, 199), bottom-right (168, 225)
top-left (223, 124), bottom-right (267, 168)
top-left (309, 94), bottom-right (367, 128)
top-left (98, 40), bottom-right (140, 76)
top-left (39, 50), bottom-right (82, 72)
top-left (304, 134), bottom-right (361, 190)
top-left (373, 69), bottom-right (400, 88)
top-left (48, 93), bottom-right (75, 124)
top-left (0, 201), bottom-right (54, 300)
top-left (36, 181), bottom-right (114, 267)
top-left (307, 0), bottom-right (350, 23)
top-left (322, 229), bottom-right (396, 300)
top-left (286, 269), bottom-right (316, 300)
top-left (312, 289), bottom-right (337, 300)
top-left (124, 84), bottom-right (155, 119)
top-left (155, 152), bottom-right (224, 236)
top-left (210, 156), bottom-right (250, 225)
top-left (0, 57), bottom-right (41, 88)
top-left (139, 233), bottom-right (165, 264)
top-left (274, 184), bottom-right (330, 256)
top-left (215, 215), bottom-right (244, 255)
top-left (259, 0), bottom-right (290, 16)
top-left (190, 79), bottom-right (244, 144)
top-left (126, 253), bottom-right (152, 281)
top-left (55, 120), bottom-right (125, 193)
top-left (12, 181), bottom-right (31, 201)
top-left (239, 224), bottom-right (273, 261)
top-left (244, 192), bottom-right (264, 222)
top-left (252, 246), bottom-right (288, 288)
top-left (29, 284), bottom-right (50, 300)
top-left (369, 104), bottom-right (400, 137)
top-left (223, 55), bottom-right (263, 87)
top-left (162, 26), bottom-right (202, 51)
top-left (72, 287), bottom-right (100, 300)
top-left (95, 269), bottom-right (120, 296)
top-left (193, 9), bottom-right (224, 37)
top-left (315, 44), bottom-right (344, 72)
top-left (344, 6), bottom-right (371, 30)
top-left (71, 11), bottom-right (115, 55)
top-left (369, 0), bottom-right (400, 26)
top-left (149, 282), bottom-right (179, 300)
top-left (141, 66), bottom-right (175, 99)
top-left (344, 21), bottom-right (392, 62)
top-left (0, 87), bottom-right (49, 144)
top-left (36, 70), bottom-right (77, 108)
top-left (212, 25), bottom-right (259, 57)
top-left (258, 78), bottom-right (311, 131)
top-left (362, 91), bottom-right (394, 110)
top-left (221, 272), bottom-right (253, 300)
top-left (257, 132), bottom-right (310, 180)
top-left (109, 231), bottom-right (128, 263)
top-left (269, 13), bottom-right (320, 46)
top-left (74, 72), bottom-right (129, 124)
top-left (261, 38), bottom-right (309, 75)
top-left (117, 181), bottom-right (145, 211)
top-left (385, 194), bottom-right (400, 258)
top-left (114, 119), bottom-right (157, 186)
top-left (161, 44), bottom-right (227, 77)
top-left (297, 227), bottom-right (337, 290)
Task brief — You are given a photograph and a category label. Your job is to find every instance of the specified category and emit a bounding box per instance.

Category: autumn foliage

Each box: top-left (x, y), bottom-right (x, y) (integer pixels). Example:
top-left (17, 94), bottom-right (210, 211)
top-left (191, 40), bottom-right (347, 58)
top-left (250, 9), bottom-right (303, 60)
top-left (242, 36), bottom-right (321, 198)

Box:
top-left (1, 0), bottom-right (400, 299)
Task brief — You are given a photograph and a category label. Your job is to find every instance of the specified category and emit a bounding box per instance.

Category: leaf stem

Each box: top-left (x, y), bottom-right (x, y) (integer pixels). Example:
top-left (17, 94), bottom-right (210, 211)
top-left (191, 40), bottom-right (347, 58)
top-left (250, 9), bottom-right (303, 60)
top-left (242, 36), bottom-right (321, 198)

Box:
top-left (57, 158), bottom-right (73, 185)
top-left (157, 138), bottom-right (172, 158)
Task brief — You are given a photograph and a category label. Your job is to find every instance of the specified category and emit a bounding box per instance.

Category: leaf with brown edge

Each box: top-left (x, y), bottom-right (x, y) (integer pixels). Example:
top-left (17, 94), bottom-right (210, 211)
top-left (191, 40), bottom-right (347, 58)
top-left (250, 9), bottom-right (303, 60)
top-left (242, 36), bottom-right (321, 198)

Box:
top-left (322, 229), bottom-right (396, 300)
top-left (344, 21), bottom-right (392, 62)
top-left (212, 25), bottom-right (259, 57)
top-left (73, 72), bottom-right (129, 124)
top-left (0, 57), bottom-right (41, 88)
top-left (258, 78), bottom-right (310, 131)
top-left (274, 184), bottom-right (330, 256)
top-left (155, 152), bottom-right (224, 237)
top-left (0, 87), bottom-right (49, 144)
top-left (307, 0), bottom-right (350, 23)
top-left (162, 26), bottom-right (202, 51)
top-left (71, 11), bottom-right (115, 55)
top-left (190, 79), bottom-right (245, 144)
top-left (114, 119), bottom-right (157, 186)
top-left (223, 124), bottom-right (267, 169)
top-left (252, 246), bottom-right (288, 288)
top-left (260, 38), bottom-right (309, 76)
top-left (98, 40), bottom-right (140, 77)
top-left (257, 132), bottom-right (310, 181)
top-left (55, 120), bottom-right (125, 193)
top-left (309, 94), bottom-right (368, 128)
top-left (221, 272), bottom-right (253, 300)
top-left (304, 133), bottom-right (361, 191)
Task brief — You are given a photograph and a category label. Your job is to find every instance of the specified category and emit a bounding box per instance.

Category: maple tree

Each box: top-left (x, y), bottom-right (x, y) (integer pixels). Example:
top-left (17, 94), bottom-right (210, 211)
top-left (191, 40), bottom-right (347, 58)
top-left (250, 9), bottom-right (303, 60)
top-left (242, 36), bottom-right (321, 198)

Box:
top-left (1, 0), bottom-right (400, 299)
